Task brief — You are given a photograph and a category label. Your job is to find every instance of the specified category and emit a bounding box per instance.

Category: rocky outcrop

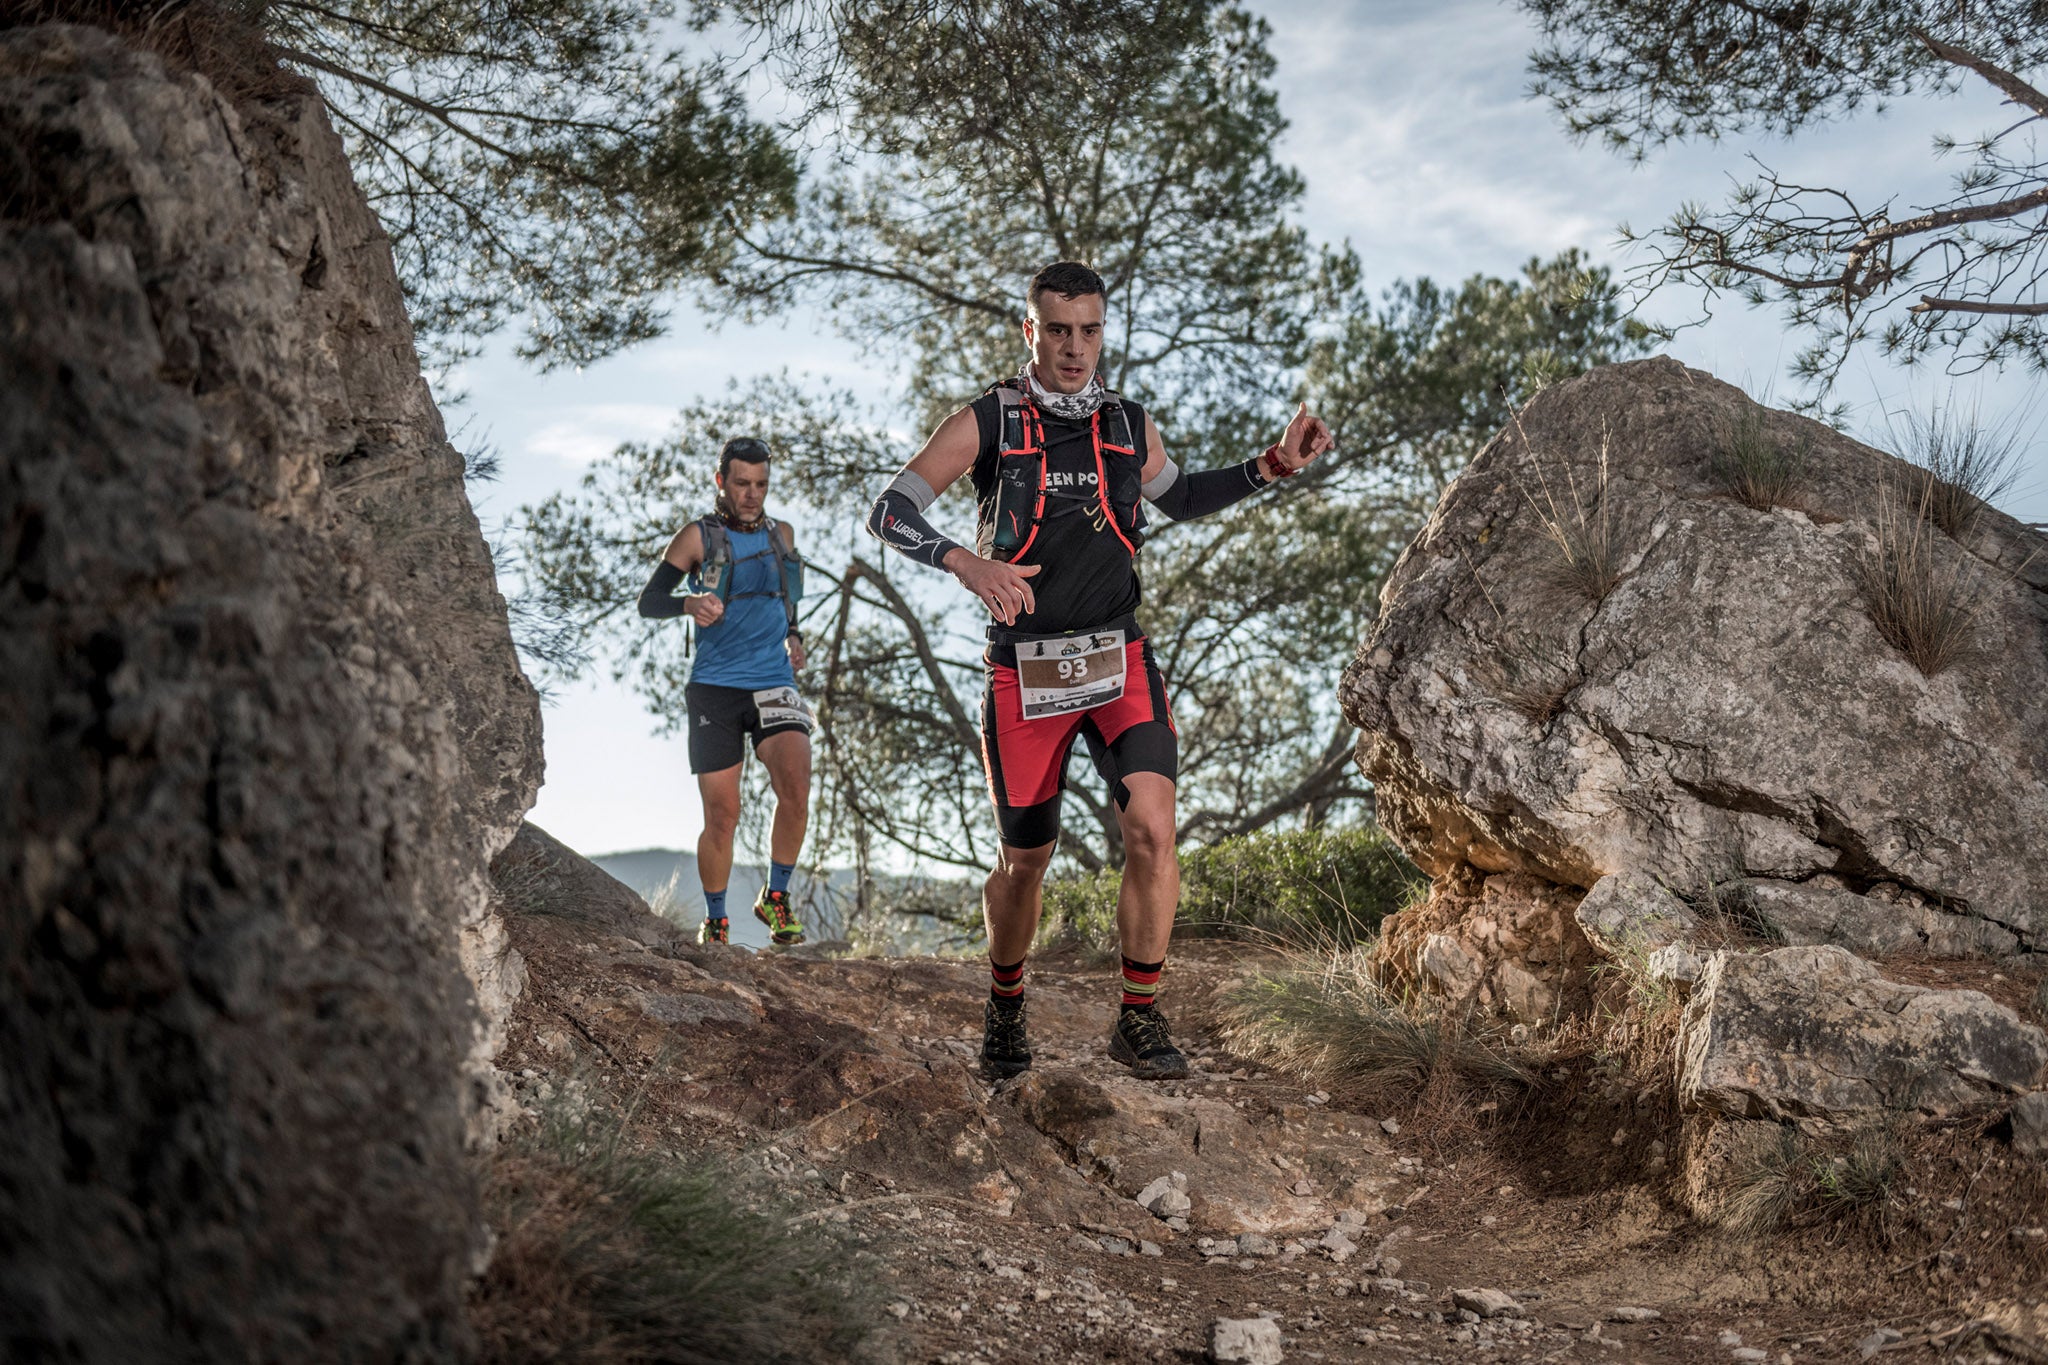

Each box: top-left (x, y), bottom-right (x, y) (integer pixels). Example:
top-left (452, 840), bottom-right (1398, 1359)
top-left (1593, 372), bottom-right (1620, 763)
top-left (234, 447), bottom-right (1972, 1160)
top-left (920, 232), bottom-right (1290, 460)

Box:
top-left (1342, 357), bottom-right (2048, 970)
top-left (1676, 946), bottom-right (2048, 1124)
top-left (1372, 864), bottom-right (1597, 1022)
top-left (492, 821), bottom-right (684, 950)
top-left (1573, 871), bottom-right (1699, 961)
top-left (1, 23), bottom-right (540, 1361)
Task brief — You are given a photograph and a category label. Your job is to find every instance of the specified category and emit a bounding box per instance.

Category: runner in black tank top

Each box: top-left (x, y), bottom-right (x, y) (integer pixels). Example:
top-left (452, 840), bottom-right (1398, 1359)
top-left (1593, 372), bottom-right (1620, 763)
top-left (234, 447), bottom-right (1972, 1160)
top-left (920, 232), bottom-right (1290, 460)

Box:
top-left (966, 392), bottom-right (1144, 635)
top-left (865, 261), bottom-right (1334, 1085)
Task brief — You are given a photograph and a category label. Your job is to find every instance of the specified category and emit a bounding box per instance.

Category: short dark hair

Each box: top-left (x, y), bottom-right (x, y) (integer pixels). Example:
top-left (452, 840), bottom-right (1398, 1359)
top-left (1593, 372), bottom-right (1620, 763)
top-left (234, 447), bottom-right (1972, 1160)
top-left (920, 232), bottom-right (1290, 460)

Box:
top-left (718, 436), bottom-right (771, 478)
top-left (1026, 260), bottom-right (1105, 314)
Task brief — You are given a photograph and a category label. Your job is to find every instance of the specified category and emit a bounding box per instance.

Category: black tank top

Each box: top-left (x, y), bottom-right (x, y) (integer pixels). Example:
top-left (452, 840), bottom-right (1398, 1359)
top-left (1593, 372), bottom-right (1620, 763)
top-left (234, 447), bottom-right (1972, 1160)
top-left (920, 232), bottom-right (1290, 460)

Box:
top-left (970, 391), bottom-right (1148, 636)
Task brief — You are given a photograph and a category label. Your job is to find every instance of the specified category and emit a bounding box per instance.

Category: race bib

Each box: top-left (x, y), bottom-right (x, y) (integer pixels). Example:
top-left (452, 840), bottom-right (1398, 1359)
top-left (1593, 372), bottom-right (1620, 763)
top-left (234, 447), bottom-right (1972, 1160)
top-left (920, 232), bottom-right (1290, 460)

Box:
top-left (1016, 629), bottom-right (1127, 719)
top-left (752, 686), bottom-right (812, 730)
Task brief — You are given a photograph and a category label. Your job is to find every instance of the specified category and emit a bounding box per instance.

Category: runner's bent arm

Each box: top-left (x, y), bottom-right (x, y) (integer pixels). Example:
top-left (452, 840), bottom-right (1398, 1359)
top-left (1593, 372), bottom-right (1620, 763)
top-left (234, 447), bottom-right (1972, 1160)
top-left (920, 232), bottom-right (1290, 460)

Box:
top-left (1137, 402), bottom-right (1334, 521)
top-left (779, 524), bottom-right (807, 671)
top-left (865, 406), bottom-right (1042, 625)
top-left (637, 523), bottom-right (723, 626)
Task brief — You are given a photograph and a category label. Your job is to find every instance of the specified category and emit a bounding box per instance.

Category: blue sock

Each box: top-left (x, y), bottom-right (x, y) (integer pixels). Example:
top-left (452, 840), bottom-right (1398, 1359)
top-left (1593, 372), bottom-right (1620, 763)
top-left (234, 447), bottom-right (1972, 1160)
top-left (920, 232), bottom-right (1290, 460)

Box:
top-left (704, 888), bottom-right (727, 921)
top-left (769, 861), bottom-right (795, 894)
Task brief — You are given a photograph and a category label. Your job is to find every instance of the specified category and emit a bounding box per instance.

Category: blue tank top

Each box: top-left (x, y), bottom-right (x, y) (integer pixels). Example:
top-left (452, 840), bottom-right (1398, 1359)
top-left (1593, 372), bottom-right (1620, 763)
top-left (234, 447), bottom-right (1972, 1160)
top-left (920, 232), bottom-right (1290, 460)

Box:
top-left (688, 525), bottom-right (797, 689)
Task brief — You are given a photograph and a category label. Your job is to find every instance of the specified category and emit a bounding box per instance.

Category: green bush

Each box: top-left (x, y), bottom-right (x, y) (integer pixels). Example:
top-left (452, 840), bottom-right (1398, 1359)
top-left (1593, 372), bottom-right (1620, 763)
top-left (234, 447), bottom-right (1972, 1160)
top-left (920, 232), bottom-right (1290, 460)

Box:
top-left (1037, 824), bottom-right (1424, 955)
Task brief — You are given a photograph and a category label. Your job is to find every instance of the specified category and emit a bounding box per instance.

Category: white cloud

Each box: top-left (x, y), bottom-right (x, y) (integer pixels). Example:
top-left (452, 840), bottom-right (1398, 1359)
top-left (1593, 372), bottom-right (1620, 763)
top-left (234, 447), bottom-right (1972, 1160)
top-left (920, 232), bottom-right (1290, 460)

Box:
top-left (523, 402), bottom-right (679, 467)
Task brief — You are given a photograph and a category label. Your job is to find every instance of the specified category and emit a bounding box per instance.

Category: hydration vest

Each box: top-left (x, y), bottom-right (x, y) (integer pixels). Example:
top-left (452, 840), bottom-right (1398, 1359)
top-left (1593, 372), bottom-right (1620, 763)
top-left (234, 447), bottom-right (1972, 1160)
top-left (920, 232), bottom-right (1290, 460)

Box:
top-left (696, 514), bottom-right (803, 632)
top-left (974, 381), bottom-right (1144, 563)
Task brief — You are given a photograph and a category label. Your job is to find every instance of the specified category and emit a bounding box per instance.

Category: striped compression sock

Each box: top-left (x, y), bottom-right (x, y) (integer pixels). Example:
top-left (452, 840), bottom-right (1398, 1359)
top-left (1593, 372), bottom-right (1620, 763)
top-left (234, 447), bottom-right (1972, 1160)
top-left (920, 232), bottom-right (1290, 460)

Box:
top-left (1120, 956), bottom-right (1164, 1011)
top-left (704, 887), bottom-right (727, 921)
top-left (990, 956), bottom-right (1026, 1009)
top-left (769, 860), bottom-right (795, 894)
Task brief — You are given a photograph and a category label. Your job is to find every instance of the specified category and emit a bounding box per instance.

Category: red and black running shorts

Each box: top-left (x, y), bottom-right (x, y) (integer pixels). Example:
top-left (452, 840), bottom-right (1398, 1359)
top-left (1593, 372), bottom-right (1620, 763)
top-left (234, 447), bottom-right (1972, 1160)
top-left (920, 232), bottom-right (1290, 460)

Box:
top-left (979, 635), bottom-right (1177, 849)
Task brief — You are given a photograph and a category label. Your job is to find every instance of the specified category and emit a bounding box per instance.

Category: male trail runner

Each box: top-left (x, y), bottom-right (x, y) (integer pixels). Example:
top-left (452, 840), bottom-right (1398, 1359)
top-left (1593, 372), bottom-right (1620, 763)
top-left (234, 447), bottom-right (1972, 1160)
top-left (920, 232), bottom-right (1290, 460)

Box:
top-left (638, 437), bottom-right (812, 947)
top-left (865, 261), bottom-right (1331, 1080)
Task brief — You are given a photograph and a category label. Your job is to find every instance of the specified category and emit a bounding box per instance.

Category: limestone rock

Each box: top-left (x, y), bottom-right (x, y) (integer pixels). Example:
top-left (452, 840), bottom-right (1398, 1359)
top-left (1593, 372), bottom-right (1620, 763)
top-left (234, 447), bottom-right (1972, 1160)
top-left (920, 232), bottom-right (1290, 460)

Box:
top-left (1451, 1287), bottom-right (1521, 1319)
top-left (1373, 864), bottom-right (1599, 1022)
top-left (1574, 871), bottom-right (1699, 959)
top-left (1003, 1072), bottom-right (1330, 1234)
top-left (1732, 877), bottom-right (2018, 957)
top-left (1342, 357), bottom-right (2048, 960)
top-left (2014, 1092), bottom-right (2048, 1160)
top-left (0, 24), bottom-right (539, 1360)
top-left (1645, 943), bottom-right (1705, 984)
top-left (492, 822), bottom-right (680, 949)
top-left (1208, 1316), bottom-right (1284, 1364)
top-left (1677, 946), bottom-right (2048, 1123)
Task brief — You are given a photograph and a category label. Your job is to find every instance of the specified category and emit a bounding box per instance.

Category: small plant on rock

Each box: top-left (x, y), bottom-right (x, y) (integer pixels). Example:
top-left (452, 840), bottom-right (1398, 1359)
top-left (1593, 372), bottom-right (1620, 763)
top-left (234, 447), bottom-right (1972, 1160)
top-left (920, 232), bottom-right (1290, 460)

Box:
top-left (1854, 482), bottom-right (1993, 676)
top-left (1812, 1123), bottom-right (1902, 1214)
top-left (1516, 420), bottom-right (1625, 607)
top-left (1712, 406), bottom-right (1809, 512)
top-left (1894, 401), bottom-right (2023, 541)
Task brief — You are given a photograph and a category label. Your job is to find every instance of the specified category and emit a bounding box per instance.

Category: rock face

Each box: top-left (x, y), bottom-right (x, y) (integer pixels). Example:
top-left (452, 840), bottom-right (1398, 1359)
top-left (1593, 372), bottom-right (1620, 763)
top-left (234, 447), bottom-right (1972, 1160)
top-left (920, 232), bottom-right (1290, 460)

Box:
top-left (1, 24), bottom-right (540, 1361)
top-left (1342, 357), bottom-right (2048, 971)
top-left (1573, 871), bottom-right (1699, 961)
top-left (1677, 947), bottom-right (2048, 1123)
top-left (1372, 863), bottom-right (1599, 1023)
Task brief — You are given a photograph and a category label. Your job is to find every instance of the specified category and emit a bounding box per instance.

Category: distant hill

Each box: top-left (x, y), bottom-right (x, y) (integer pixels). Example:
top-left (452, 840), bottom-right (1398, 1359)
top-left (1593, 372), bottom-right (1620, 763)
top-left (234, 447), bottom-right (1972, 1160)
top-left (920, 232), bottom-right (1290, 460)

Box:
top-left (588, 847), bottom-right (973, 952)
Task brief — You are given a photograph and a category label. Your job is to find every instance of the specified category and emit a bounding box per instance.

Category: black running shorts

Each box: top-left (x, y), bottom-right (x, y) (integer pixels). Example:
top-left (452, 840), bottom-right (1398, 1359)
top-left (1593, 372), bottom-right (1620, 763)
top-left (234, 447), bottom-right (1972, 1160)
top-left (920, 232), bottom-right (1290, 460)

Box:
top-left (684, 681), bottom-right (812, 774)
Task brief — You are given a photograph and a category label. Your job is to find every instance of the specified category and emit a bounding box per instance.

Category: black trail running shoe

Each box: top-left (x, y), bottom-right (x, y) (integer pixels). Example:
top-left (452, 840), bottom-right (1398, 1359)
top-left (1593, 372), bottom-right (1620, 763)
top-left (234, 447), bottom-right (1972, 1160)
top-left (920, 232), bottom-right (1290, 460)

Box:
top-left (1108, 1007), bottom-right (1189, 1080)
top-left (981, 999), bottom-right (1034, 1080)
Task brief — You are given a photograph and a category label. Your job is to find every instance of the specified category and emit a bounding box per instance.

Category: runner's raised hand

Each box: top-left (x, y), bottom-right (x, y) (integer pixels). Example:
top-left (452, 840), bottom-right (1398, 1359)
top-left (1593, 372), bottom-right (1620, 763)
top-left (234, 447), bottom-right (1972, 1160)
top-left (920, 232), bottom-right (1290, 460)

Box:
top-left (685, 593), bottom-right (725, 627)
top-left (1275, 401), bottom-right (1334, 473)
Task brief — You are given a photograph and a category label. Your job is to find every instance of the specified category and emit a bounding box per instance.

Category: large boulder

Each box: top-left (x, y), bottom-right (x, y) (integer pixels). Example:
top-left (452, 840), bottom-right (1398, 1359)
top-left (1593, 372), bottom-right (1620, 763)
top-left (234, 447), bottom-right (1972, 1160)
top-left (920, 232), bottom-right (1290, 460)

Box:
top-left (1676, 946), bottom-right (2048, 1123)
top-left (1342, 357), bottom-right (2048, 977)
top-left (1, 23), bottom-right (540, 1361)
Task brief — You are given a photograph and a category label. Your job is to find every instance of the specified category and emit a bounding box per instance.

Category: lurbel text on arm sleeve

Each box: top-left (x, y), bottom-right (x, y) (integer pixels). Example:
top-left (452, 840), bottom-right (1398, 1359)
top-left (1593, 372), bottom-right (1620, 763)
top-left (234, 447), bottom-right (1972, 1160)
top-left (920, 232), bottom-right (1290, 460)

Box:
top-left (866, 470), bottom-right (963, 570)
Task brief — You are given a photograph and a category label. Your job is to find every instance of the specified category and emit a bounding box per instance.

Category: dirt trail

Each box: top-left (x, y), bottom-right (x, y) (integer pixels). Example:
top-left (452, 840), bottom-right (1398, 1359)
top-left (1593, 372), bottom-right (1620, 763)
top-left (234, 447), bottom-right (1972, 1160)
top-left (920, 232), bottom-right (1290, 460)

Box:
top-left (496, 905), bottom-right (2042, 1365)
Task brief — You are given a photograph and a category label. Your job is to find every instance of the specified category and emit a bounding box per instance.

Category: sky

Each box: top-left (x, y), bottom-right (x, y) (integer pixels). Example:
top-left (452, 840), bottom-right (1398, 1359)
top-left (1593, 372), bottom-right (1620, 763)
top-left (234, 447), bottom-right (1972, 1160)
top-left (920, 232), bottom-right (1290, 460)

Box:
top-left (445, 0), bottom-right (2047, 862)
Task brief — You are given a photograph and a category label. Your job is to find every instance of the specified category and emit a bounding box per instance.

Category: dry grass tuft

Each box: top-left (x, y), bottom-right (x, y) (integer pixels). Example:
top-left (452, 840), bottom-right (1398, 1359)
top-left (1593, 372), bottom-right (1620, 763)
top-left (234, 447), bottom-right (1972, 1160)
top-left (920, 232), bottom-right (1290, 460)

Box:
top-left (1713, 1124), bottom-right (1811, 1241)
top-left (1712, 406), bottom-right (1809, 512)
top-left (1213, 947), bottom-right (1531, 1112)
top-left (1515, 421), bottom-right (1625, 606)
top-left (1894, 402), bottom-right (2023, 540)
top-left (0, 1), bottom-right (299, 104)
top-left (1709, 1117), bottom-right (1905, 1242)
top-left (1479, 648), bottom-right (1581, 726)
top-left (470, 1106), bottom-right (875, 1364)
top-left (1854, 483), bottom-right (1992, 676)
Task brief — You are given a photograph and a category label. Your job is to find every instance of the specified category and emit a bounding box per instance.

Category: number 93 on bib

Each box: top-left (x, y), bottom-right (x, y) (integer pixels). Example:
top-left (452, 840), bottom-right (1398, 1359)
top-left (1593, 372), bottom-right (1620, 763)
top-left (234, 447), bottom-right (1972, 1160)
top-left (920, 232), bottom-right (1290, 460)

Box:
top-left (1015, 628), bottom-right (1127, 719)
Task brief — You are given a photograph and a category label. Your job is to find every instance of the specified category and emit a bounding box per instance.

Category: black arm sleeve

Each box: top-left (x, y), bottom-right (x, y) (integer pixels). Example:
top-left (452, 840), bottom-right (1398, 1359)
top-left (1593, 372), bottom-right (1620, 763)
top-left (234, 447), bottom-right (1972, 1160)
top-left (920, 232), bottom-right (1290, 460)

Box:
top-left (637, 559), bottom-right (690, 619)
top-left (1143, 457), bottom-right (1271, 522)
top-left (865, 474), bottom-right (964, 570)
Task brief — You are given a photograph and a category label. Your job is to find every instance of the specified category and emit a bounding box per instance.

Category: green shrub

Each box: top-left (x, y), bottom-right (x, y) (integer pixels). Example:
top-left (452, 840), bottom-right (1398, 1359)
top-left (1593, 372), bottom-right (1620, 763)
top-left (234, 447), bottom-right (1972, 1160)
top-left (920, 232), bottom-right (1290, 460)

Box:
top-left (470, 1106), bottom-right (875, 1363)
top-left (1037, 824), bottom-right (1424, 955)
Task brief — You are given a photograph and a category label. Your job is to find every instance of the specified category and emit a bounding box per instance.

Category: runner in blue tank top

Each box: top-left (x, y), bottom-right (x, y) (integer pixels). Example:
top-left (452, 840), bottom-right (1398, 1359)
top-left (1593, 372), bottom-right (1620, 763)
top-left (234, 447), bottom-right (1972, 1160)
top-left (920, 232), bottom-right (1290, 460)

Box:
top-left (636, 438), bottom-right (812, 947)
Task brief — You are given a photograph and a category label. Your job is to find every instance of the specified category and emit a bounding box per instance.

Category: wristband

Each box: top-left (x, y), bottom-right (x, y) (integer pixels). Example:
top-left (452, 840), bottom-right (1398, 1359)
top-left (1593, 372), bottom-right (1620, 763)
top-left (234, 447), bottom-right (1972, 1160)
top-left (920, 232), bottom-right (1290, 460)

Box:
top-left (1261, 444), bottom-right (1298, 480)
